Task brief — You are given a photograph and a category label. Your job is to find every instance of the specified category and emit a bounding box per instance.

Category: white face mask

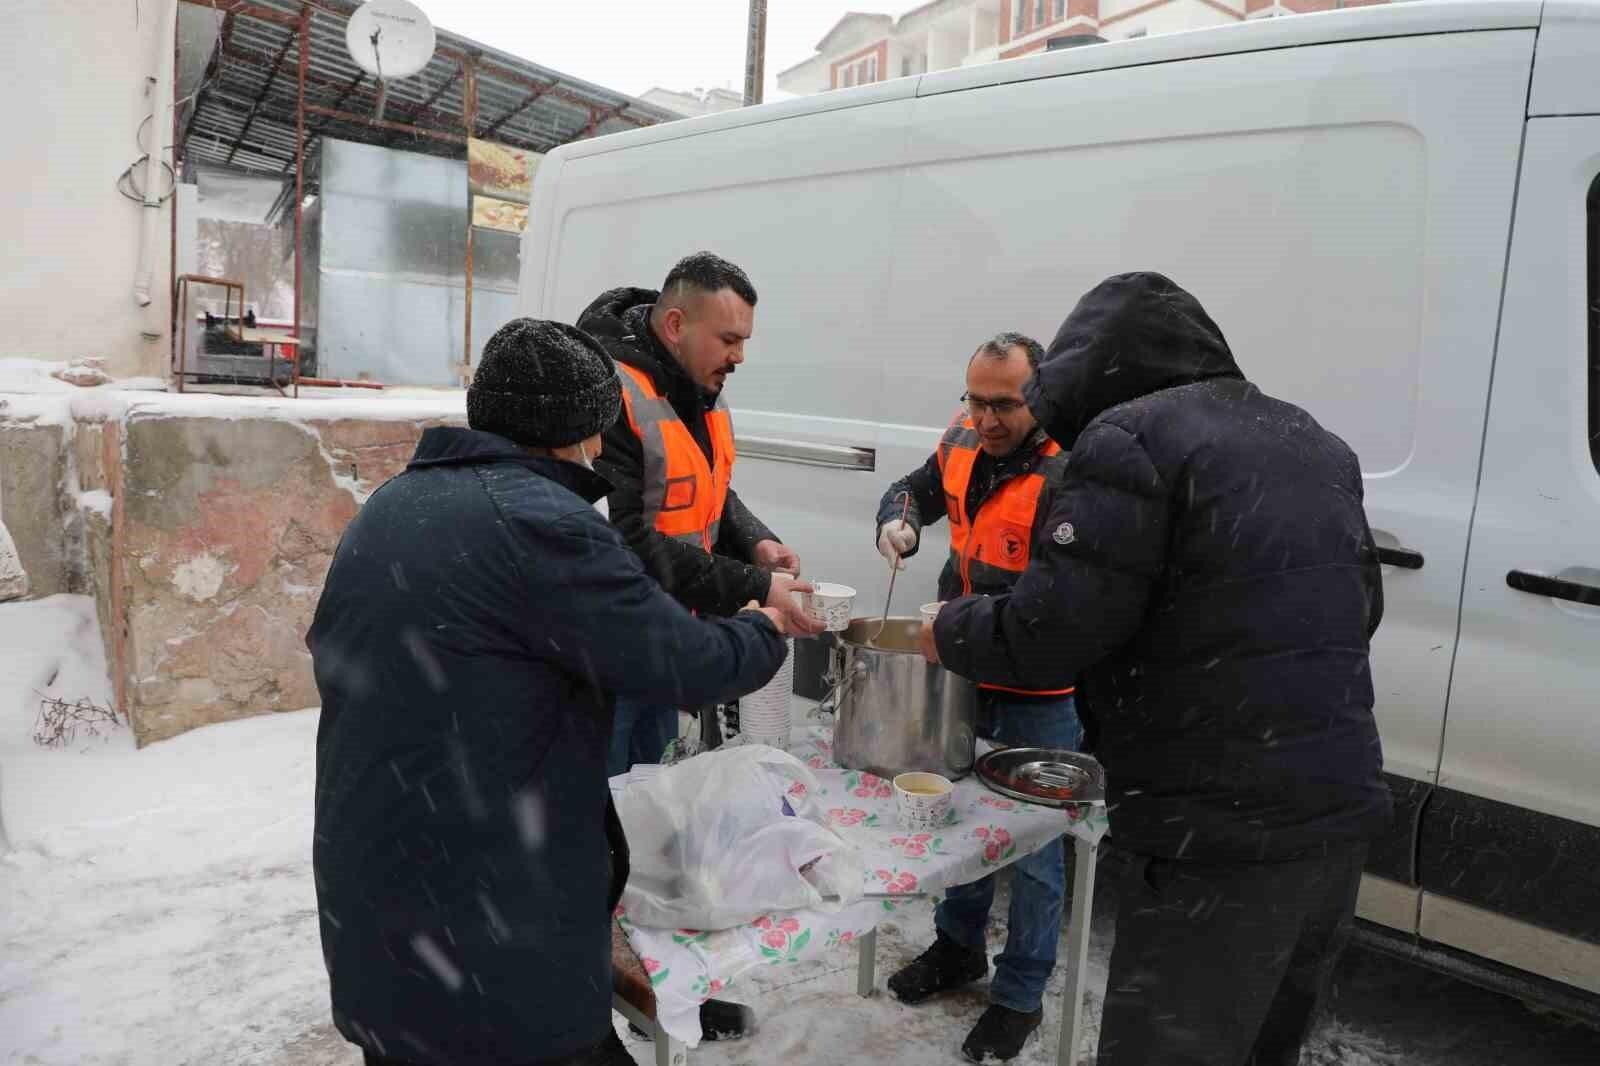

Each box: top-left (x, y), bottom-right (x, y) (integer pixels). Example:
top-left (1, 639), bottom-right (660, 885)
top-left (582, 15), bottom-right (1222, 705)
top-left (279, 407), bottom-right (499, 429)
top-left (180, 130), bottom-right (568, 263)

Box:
top-left (576, 440), bottom-right (610, 519)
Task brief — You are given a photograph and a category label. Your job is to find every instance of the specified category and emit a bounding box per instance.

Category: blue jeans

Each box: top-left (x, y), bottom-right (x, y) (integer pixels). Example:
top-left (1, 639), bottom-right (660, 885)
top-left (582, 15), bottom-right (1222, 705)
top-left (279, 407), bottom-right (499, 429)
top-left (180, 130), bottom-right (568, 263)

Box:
top-left (607, 697), bottom-right (678, 777)
top-left (935, 691), bottom-right (1083, 1012)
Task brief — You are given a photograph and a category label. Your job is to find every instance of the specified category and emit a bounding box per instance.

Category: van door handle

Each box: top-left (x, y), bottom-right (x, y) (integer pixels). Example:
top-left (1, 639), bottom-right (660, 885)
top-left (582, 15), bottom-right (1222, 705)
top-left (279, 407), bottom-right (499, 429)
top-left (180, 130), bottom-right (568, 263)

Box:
top-left (1506, 570), bottom-right (1600, 606)
top-left (1376, 546), bottom-right (1424, 570)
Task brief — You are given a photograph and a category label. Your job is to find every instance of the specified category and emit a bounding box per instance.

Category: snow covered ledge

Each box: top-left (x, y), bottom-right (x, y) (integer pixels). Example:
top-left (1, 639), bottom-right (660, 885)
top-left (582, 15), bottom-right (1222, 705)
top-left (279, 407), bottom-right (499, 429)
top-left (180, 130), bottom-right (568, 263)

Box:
top-left (0, 384), bottom-right (465, 746)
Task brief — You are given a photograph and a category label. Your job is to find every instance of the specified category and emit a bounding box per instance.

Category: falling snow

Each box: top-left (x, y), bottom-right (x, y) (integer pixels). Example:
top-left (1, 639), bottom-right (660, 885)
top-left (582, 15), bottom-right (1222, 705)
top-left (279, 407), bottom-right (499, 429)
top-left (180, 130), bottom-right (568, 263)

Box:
top-left (1, 598), bottom-right (1593, 1065)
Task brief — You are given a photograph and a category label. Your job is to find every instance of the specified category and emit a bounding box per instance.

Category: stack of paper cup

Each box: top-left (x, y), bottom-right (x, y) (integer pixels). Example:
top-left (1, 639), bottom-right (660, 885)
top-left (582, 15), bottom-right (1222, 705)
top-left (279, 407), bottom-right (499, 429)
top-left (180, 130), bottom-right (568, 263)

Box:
top-left (740, 637), bottom-right (794, 749)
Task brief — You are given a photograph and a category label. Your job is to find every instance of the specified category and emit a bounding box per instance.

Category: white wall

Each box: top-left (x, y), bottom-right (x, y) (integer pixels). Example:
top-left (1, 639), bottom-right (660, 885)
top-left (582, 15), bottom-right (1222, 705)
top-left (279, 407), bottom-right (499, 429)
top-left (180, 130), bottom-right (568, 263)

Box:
top-left (0, 0), bottom-right (174, 378)
top-left (1101, 0), bottom-right (1244, 35)
top-left (776, 54), bottom-right (832, 95)
top-left (929, 24), bottom-right (969, 70)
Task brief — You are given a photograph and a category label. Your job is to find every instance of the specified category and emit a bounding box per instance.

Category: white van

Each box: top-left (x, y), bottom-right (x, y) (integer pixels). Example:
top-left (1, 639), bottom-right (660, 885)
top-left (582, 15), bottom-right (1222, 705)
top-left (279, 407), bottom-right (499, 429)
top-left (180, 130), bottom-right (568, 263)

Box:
top-left (519, 0), bottom-right (1600, 1013)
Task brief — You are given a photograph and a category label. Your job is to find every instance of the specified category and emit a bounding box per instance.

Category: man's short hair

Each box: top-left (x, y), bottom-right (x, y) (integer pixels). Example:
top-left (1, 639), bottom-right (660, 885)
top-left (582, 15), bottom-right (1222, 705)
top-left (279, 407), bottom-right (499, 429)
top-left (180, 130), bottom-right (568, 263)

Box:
top-left (660, 251), bottom-right (758, 308)
top-left (974, 331), bottom-right (1044, 369)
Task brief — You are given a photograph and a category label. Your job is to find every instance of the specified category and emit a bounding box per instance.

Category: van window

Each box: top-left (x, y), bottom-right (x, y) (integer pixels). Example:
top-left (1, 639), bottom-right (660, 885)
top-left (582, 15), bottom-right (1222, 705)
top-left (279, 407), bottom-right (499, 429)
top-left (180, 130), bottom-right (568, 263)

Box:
top-left (1589, 174), bottom-right (1599, 476)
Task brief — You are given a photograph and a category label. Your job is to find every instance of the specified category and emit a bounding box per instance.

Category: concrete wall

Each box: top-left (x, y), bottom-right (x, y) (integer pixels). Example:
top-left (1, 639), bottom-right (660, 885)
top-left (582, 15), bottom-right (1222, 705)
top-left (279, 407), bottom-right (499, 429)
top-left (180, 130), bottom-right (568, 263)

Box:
top-left (1, 392), bottom-right (467, 746)
top-left (0, 416), bottom-right (71, 598)
top-left (116, 409), bottom-right (461, 745)
top-left (0, 0), bottom-right (174, 378)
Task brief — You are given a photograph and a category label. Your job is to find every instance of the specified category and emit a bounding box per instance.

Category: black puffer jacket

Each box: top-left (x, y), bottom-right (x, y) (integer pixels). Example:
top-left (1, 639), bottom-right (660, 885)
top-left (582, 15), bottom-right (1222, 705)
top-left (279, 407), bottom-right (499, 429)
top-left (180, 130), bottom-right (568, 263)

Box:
top-left (577, 287), bottom-right (780, 616)
top-left (935, 273), bottom-right (1390, 862)
top-left (308, 427), bottom-right (785, 1064)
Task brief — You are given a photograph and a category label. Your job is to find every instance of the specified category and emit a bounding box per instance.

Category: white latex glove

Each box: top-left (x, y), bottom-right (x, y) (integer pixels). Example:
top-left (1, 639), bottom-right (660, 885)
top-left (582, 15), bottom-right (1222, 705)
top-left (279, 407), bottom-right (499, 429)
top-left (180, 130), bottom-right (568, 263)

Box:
top-left (878, 520), bottom-right (917, 571)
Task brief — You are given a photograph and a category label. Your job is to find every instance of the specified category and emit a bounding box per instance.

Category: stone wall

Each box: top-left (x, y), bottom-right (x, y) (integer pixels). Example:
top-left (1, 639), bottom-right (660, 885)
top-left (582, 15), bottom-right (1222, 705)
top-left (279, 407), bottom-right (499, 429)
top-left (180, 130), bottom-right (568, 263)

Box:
top-left (0, 392), bottom-right (465, 746)
top-left (117, 411), bottom-right (460, 745)
top-left (0, 415), bottom-right (70, 598)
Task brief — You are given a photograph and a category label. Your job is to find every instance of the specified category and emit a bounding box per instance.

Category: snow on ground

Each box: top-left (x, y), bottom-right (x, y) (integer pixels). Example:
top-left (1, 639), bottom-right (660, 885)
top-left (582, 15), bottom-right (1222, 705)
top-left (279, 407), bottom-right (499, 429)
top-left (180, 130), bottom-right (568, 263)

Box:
top-left (1, 595), bottom-right (1594, 1066)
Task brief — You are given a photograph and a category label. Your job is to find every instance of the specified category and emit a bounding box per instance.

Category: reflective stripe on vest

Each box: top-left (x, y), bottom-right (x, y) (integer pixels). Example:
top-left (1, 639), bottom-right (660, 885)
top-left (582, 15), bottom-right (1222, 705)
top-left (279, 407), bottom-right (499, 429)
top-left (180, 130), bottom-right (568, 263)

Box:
top-left (616, 363), bottom-right (735, 551)
top-left (935, 412), bottom-right (1073, 697)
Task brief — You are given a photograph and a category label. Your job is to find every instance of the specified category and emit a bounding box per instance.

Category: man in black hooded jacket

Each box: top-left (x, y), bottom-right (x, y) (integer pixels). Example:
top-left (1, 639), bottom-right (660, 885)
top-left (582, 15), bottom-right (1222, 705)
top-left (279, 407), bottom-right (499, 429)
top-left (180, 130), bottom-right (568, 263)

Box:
top-left (925, 273), bottom-right (1391, 1066)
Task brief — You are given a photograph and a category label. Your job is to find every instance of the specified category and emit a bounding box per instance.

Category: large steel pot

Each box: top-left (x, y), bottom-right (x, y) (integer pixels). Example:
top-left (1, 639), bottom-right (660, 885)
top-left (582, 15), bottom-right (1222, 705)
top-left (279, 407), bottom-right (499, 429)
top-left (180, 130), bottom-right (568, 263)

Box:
top-left (825, 617), bottom-right (978, 780)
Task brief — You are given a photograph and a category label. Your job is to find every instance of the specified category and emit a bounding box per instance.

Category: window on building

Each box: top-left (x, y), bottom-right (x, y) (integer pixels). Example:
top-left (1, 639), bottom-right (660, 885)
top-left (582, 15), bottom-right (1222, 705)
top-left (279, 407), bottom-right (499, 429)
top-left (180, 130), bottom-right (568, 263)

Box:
top-left (1054, 0), bottom-right (1066, 17)
top-left (842, 65), bottom-right (855, 88)
top-left (867, 55), bottom-right (878, 82)
top-left (1589, 174), bottom-right (1599, 475)
top-left (919, 54), bottom-right (930, 73)
top-left (1036, 0), bottom-right (1048, 25)
top-left (902, 56), bottom-right (912, 77)
top-left (1013, 1), bottom-right (1026, 34)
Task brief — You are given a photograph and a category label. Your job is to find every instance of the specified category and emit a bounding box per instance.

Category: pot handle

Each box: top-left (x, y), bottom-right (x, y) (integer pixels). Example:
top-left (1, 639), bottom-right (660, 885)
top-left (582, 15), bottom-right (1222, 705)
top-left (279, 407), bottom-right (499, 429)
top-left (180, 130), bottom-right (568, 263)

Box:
top-left (816, 656), bottom-right (867, 719)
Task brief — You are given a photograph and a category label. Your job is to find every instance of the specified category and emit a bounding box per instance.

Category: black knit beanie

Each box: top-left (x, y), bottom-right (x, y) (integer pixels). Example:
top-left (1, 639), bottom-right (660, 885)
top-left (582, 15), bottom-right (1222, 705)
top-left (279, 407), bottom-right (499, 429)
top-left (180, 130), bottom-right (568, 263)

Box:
top-left (467, 318), bottom-right (623, 449)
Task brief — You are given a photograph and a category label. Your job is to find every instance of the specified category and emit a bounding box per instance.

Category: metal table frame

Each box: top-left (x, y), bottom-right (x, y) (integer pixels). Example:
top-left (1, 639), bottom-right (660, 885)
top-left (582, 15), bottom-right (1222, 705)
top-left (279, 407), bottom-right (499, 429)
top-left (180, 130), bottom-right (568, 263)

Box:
top-left (612, 835), bottom-right (1099, 1066)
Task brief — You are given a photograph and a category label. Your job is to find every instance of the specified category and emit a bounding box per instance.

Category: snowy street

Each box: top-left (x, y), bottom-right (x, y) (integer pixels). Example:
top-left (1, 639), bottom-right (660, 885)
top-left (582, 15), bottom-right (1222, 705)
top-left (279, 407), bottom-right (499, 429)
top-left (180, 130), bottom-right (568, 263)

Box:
top-left (2, 596), bottom-right (1595, 1066)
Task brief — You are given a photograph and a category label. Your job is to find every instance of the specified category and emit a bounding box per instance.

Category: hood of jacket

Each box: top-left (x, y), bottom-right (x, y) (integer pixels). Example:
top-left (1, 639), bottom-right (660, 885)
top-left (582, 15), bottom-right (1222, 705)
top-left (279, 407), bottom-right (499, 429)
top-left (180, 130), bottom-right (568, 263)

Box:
top-left (1025, 272), bottom-right (1243, 448)
top-left (577, 286), bottom-right (720, 425)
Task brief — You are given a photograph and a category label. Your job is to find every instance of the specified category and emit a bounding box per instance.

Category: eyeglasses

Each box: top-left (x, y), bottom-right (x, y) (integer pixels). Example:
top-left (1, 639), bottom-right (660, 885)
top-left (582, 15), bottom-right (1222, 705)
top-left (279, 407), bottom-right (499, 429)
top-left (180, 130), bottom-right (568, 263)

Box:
top-left (961, 392), bottom-right (1027, 417)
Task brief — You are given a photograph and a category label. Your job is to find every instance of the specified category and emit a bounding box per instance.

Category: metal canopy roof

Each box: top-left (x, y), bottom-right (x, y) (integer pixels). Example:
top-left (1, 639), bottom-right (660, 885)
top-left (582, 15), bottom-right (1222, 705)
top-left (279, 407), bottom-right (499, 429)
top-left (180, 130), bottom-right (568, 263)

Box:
top-left (177, 0), bottom-right (679, 177)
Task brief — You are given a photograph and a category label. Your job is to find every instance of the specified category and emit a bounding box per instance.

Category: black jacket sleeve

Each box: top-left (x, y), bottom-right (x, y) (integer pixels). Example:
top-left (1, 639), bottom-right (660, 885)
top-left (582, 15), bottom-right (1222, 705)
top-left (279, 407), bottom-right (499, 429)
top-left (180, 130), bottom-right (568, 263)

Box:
top-left (874, 451), bottom-right (946, 559)
top-left (524, 507), bottom-right (787, 707)
top-left (934, 422), bottom-right (1169, 690)
top-left (716, 487), bottom-right (779, 564)
top-left (594, 420), bottom-right (773, 617)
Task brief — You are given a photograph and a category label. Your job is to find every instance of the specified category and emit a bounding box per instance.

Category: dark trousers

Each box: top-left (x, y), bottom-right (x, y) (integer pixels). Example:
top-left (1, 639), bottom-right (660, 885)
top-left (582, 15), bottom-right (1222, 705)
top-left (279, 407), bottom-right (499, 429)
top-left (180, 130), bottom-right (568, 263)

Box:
top-left (1097, 842), bottom-right (1368, 1066)
top-left (364, 1029), bottom-right (636, 1066)
top-left (606, 696), bottom-right (678, 776)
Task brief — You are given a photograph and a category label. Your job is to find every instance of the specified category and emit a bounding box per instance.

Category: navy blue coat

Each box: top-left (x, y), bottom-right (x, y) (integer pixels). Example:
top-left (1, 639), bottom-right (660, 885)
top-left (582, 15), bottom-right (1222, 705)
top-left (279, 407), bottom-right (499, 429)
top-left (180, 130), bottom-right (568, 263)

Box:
top-left (935, 274), bottom-right (1390, 863)
top-left (308, 427), bottom-right (784, 1064)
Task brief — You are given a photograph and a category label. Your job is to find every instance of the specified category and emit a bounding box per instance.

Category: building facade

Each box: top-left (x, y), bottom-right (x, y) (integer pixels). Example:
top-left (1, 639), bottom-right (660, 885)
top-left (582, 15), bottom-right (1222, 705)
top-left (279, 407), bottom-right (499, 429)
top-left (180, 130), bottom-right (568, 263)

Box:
top-left (778, 0), bottom-right (1390, 94)
top-left (640, 86), bottom-right (746, 118)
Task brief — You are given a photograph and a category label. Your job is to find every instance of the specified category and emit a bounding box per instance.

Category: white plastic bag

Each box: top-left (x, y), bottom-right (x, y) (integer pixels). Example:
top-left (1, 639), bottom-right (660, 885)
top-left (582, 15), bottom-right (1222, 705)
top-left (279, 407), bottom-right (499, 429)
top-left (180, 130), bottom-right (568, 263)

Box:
top-left (617, 745), bottom-right (863, 930)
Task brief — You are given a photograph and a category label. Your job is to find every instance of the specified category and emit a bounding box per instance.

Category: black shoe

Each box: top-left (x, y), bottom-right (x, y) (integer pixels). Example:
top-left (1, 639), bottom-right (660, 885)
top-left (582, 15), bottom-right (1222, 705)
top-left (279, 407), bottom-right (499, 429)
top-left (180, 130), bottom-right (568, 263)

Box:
top-left (628, 998), bottom-right (753, 1042)
top-left (961, 1004), bottom-right (1044, 1063)
top-left (886, 931), bottom-right (988, 1005)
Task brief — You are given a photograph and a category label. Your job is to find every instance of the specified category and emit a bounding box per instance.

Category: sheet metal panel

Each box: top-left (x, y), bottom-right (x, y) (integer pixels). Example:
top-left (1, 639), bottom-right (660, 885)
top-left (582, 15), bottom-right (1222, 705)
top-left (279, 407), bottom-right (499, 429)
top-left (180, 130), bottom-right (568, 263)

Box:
top-left (316, 138), bottom-right (518, 385)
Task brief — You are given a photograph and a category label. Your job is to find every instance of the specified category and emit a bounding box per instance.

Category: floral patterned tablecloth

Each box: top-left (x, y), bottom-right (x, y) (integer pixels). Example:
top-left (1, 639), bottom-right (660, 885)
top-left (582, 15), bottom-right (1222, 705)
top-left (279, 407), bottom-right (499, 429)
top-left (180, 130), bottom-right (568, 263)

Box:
top-left (609, 724), bottom-right (1109, 1046)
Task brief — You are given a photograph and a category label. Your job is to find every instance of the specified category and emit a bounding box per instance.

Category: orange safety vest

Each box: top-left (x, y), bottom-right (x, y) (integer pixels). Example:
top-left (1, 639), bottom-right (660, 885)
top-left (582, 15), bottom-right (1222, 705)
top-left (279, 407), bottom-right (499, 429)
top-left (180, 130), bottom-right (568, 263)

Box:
top-left (616, 363), bottom-right (736, 552)
top-left (936, 413), bottom-right (1074, 697)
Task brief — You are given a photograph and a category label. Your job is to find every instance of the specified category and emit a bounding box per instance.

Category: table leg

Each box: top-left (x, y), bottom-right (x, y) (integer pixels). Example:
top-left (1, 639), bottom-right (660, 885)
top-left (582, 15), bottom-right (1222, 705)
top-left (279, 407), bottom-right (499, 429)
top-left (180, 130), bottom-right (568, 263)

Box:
top-left (857, 926), bottom-right (878, 997)
top-left (653, 1020), bottom-right (686, 1066)
top-left (612, 992), bottom-right (688, 1066)
top-left (1056, 837), bottom-right (1098, 1066)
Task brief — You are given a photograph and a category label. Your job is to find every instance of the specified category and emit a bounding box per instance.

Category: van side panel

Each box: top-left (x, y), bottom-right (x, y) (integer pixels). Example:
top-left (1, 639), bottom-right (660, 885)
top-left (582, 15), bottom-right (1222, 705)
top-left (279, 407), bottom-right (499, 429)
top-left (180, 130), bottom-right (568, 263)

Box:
top-left (884, 32), bottom-right (1536, 804)
top-left (526, 100), bottom-right (922, 614)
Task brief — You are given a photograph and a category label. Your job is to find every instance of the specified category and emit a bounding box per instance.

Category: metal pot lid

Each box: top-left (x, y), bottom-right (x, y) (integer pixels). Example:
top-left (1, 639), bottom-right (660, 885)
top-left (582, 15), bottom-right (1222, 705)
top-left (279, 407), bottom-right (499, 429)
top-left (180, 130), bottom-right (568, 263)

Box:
top-left (975, 747), bottom-right (1107, 808)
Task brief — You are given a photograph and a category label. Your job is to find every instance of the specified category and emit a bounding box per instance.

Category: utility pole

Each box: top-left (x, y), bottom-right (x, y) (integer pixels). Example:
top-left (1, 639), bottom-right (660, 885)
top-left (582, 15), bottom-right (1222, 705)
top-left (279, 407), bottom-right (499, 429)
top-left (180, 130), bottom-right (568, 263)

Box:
top-left (743, 0), bottom-right (768, 106)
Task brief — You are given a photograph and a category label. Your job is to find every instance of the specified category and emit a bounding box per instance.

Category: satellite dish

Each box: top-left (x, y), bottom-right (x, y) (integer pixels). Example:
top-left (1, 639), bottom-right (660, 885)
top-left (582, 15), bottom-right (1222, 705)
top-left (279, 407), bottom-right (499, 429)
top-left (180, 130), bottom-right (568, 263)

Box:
top-left (346, 0), bottom-right (437, 81)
